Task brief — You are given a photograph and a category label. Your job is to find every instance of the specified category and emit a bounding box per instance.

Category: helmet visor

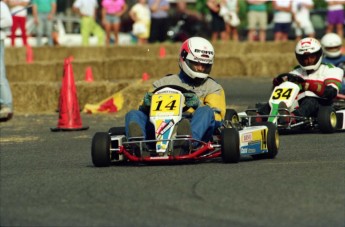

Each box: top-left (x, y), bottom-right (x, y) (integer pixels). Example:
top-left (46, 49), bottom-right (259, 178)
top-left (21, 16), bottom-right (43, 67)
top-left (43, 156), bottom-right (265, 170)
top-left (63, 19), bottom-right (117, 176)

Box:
top-left (296, 49), bottom-right (322, 67)
top-left (186, 59), bottom-right (212, 74)
top-left (325, 45), bottom-right (341, 53)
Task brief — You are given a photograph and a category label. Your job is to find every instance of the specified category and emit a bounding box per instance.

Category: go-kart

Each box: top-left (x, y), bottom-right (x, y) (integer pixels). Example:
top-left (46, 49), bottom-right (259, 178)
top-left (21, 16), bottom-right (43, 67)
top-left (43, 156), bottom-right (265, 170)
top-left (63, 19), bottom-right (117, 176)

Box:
top-left (91, 86), bottom-right (279, 167)
top-left (238, 76), bottom-right (345, 133)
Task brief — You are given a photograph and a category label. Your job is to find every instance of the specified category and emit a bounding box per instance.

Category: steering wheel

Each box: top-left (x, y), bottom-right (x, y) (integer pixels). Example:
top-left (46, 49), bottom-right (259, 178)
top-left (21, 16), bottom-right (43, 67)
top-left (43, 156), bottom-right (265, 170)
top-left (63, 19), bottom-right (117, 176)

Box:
top-left (277, 73), bottom-right (305, 83)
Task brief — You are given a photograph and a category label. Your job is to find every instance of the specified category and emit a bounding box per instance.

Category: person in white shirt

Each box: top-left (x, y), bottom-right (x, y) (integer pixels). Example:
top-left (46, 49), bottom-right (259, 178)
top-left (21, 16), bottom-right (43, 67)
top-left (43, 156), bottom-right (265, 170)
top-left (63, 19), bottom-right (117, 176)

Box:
top-left (73, 0), bottom-right (105, 46)
top-left (272, 0), bottom-right (292, 42)
top-left (292, 0), bottom-right (315, 41)
top-left (0, 0), bottom-right (14, 121)
top-left (219, 0), bottom-right (240, 41)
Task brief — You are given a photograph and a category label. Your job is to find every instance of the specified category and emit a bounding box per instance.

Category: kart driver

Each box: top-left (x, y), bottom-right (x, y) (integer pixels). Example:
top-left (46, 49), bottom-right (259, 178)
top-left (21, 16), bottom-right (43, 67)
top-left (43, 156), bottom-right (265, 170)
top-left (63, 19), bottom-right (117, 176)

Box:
top-left (262, 37), bottom-right (343, 122)
top-left (321, 33), bottom-right (345, 95)
top-left (125, 36), bottom-right (226, 145)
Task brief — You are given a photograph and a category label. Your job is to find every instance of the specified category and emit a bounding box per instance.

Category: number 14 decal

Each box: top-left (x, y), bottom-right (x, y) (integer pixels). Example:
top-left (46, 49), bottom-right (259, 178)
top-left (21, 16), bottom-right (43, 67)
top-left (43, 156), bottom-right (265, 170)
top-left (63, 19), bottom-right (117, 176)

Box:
top-left (153, 100), bottom-right (177, 111)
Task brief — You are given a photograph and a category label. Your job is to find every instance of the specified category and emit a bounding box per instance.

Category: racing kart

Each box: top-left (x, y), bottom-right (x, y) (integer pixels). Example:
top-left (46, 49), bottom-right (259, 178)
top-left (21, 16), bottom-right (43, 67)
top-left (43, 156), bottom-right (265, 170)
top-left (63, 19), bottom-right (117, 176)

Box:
top-left (91, 86), bottom-right (279, 167)
top-left (238, 78), bottom-right (345, 133)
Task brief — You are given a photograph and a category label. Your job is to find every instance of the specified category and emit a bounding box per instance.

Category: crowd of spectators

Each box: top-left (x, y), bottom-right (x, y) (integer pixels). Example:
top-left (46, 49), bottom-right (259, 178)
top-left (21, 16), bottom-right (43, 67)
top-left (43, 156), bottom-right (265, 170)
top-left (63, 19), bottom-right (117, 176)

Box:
top-left (2, 0), bottom-right (345, 47)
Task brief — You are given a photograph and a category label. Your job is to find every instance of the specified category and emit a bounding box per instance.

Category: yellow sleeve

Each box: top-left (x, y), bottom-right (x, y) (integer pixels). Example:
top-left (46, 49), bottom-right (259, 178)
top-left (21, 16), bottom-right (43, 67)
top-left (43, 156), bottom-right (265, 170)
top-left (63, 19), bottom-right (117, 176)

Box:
top-left (204, 89), bottom-right (226, 121)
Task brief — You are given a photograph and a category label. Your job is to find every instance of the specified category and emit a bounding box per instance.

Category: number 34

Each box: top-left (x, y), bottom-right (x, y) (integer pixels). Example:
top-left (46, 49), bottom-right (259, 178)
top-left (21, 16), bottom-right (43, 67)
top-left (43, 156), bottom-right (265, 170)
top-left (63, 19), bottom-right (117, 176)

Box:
top-left (272, 88), bottom-right (293, 100)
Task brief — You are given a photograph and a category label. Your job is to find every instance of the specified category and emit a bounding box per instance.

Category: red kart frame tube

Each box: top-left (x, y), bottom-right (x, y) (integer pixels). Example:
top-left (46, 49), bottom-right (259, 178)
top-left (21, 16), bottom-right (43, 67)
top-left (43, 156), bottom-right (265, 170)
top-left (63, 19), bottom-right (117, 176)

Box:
top-left (118, 142), bottom-right (220, 162)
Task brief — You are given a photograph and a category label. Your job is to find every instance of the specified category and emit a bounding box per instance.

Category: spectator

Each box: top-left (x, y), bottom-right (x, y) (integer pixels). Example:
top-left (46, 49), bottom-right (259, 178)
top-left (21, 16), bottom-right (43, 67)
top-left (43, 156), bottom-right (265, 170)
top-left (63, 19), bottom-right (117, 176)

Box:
top-left (129, 0), bottom-right (151, 45)
top-left (219, 0), bottom-right (240, 41)
top-left (32, 0), bottom-right (57, 46)
top-left (170, 0), bottom-right (204, 42)
top-left (8, 0), bottom-right (30, 47)
top-left (101, 0), bottom-right (128, 46)
top-left (195, 0), bottom-right (210, 21)
top-left (0, 0), bottom-right (13, 121)
top-left (292, 0), bottom-right (315, 41)
top-left (207, 0), bottom-right (226, 42)
top-left (176, 0), bottom-right (203, 21)
top-left (147, 0), bottom-right (170, 43)
top-left (73, 0), bottom-right (105, 46)
top-left (196, 0), bottom-right (209, 20)
top-left (246, 0), bottom-right (268, 42)
top-left (325, 0), bottom-right (345, 38)
top-left (272, 0), bottom-right (292, 42)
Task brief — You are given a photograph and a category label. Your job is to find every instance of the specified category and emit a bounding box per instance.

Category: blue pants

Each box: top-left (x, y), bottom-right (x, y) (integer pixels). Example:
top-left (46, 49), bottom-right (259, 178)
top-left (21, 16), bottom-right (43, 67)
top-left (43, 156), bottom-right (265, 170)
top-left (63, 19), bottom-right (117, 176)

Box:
top-left (36, 13), bottom-right (54, 46)
top-left (0, 40), bottom-right (13, 110)
top-left (125, 105), bottom-right (219, 142)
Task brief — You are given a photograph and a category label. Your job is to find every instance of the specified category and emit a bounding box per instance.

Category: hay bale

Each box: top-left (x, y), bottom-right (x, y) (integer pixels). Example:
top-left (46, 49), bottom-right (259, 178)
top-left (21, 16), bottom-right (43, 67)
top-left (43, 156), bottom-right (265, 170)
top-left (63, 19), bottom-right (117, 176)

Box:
top-left (7, 62), bottom-right (62, 82)
top-left (11, 81), bottom-right (130, 113)
top-left (5, 47), bottom-right (26, 64)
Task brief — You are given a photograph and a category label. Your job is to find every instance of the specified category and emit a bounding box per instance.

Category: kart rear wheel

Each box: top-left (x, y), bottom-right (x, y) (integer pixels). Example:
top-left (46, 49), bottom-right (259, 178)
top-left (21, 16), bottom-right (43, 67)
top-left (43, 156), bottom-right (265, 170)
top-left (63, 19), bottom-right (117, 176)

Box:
top-left (91, 132), bottom-right (111, 167)
top-left (221, 128), bottom-right (240, 163)
top-left (252, 122), bottom-right (279, 159)
top-left (317, 106), bottom-right (337, 133)
top-left (225, 109), bottom-right (238, 122)
top-left (225, 109), bottom-right (240, 128)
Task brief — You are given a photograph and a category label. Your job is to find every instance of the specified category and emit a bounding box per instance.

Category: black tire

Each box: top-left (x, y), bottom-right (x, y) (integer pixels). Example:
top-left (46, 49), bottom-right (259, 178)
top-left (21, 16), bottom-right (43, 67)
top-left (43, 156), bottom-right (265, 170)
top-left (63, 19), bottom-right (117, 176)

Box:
top-left (251, 122), bottom-right (279, 159)
top-left (317, 106), bottom-right (337, 133)
top-left (221, 128), bottom-right (240, 163)
top-left (225, 109), bottom-right (239, 123)
top-left (91, 132), bottom-right (111, 167)
top-left (108, 127), bottom-right (126, 135)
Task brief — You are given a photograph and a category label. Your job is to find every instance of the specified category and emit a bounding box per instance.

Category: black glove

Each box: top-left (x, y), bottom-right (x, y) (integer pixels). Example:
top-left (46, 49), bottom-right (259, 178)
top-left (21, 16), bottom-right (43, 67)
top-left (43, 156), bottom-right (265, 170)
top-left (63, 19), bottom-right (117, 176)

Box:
top-left (273, 73), bottom-right (292, 86)
top-left (322, 86), bottom-right (338, 100)
top-left (286, 74), bottom-right (305, 83)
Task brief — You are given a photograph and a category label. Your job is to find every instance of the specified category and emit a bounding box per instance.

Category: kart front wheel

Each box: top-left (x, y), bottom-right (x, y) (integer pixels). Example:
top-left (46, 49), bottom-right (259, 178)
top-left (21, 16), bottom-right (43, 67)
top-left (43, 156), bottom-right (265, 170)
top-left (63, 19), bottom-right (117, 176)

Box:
top-left (252, 122), bottom-right (279, 159)
top-left (317, 106), bottom-right (337, 133)
top-left (263, 122), bottom-right (279, 159)
top-left (221, 128), bottom-right (240, 163)
top-left (91, 132), bottom-right (111, 167)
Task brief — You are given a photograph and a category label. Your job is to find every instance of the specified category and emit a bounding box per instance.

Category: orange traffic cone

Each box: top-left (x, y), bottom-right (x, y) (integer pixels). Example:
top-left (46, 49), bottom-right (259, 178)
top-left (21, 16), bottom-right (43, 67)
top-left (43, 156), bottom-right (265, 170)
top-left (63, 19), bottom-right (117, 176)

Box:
top-left (159, 46), bottom-right (166, 58)
top-left (51, 57), bottom-right (89, 132)
top-left (26, 45), bottom-right (33, 63)
top-left (85, 66), bottom-right (94, 82)
top-left (142, 72), bottom-right (150, 81)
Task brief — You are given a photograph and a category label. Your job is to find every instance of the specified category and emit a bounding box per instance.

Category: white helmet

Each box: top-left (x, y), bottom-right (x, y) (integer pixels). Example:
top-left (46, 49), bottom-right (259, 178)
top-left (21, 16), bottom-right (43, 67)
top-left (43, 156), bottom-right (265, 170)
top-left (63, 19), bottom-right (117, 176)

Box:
top-left (179, 37), bottom-right (214, 80)
top-left (295, 38), bottom-right (323, 71)
top-left (321, 33), bottom-right (343, 58)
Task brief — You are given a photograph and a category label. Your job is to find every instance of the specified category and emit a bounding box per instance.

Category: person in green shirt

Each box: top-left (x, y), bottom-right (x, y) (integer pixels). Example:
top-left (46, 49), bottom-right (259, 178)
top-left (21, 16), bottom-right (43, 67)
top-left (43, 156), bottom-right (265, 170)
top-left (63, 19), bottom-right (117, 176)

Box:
top-left (246, 0), bottom-right (268, 42)
top-left (32, 0), bottom-right (56, 46)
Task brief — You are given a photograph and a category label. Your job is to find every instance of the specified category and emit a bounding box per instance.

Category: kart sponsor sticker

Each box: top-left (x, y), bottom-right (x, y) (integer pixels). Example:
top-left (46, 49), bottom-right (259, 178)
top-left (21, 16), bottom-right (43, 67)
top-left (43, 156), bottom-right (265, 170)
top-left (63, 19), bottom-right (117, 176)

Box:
top-left (240, 141), bottom-right (262, 154)
top-left (156, 119), bottom-right (174, 135)
top-left (241, 133), bottom-right (252, 142)
top-left (241, 130), bottom-right (262, 143)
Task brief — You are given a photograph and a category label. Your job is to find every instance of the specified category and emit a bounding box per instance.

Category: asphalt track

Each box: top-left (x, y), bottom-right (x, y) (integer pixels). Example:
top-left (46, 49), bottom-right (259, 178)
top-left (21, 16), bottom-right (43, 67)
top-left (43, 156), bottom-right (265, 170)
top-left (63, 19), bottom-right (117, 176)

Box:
top-left (1, 77), bottom-right (344, 227)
